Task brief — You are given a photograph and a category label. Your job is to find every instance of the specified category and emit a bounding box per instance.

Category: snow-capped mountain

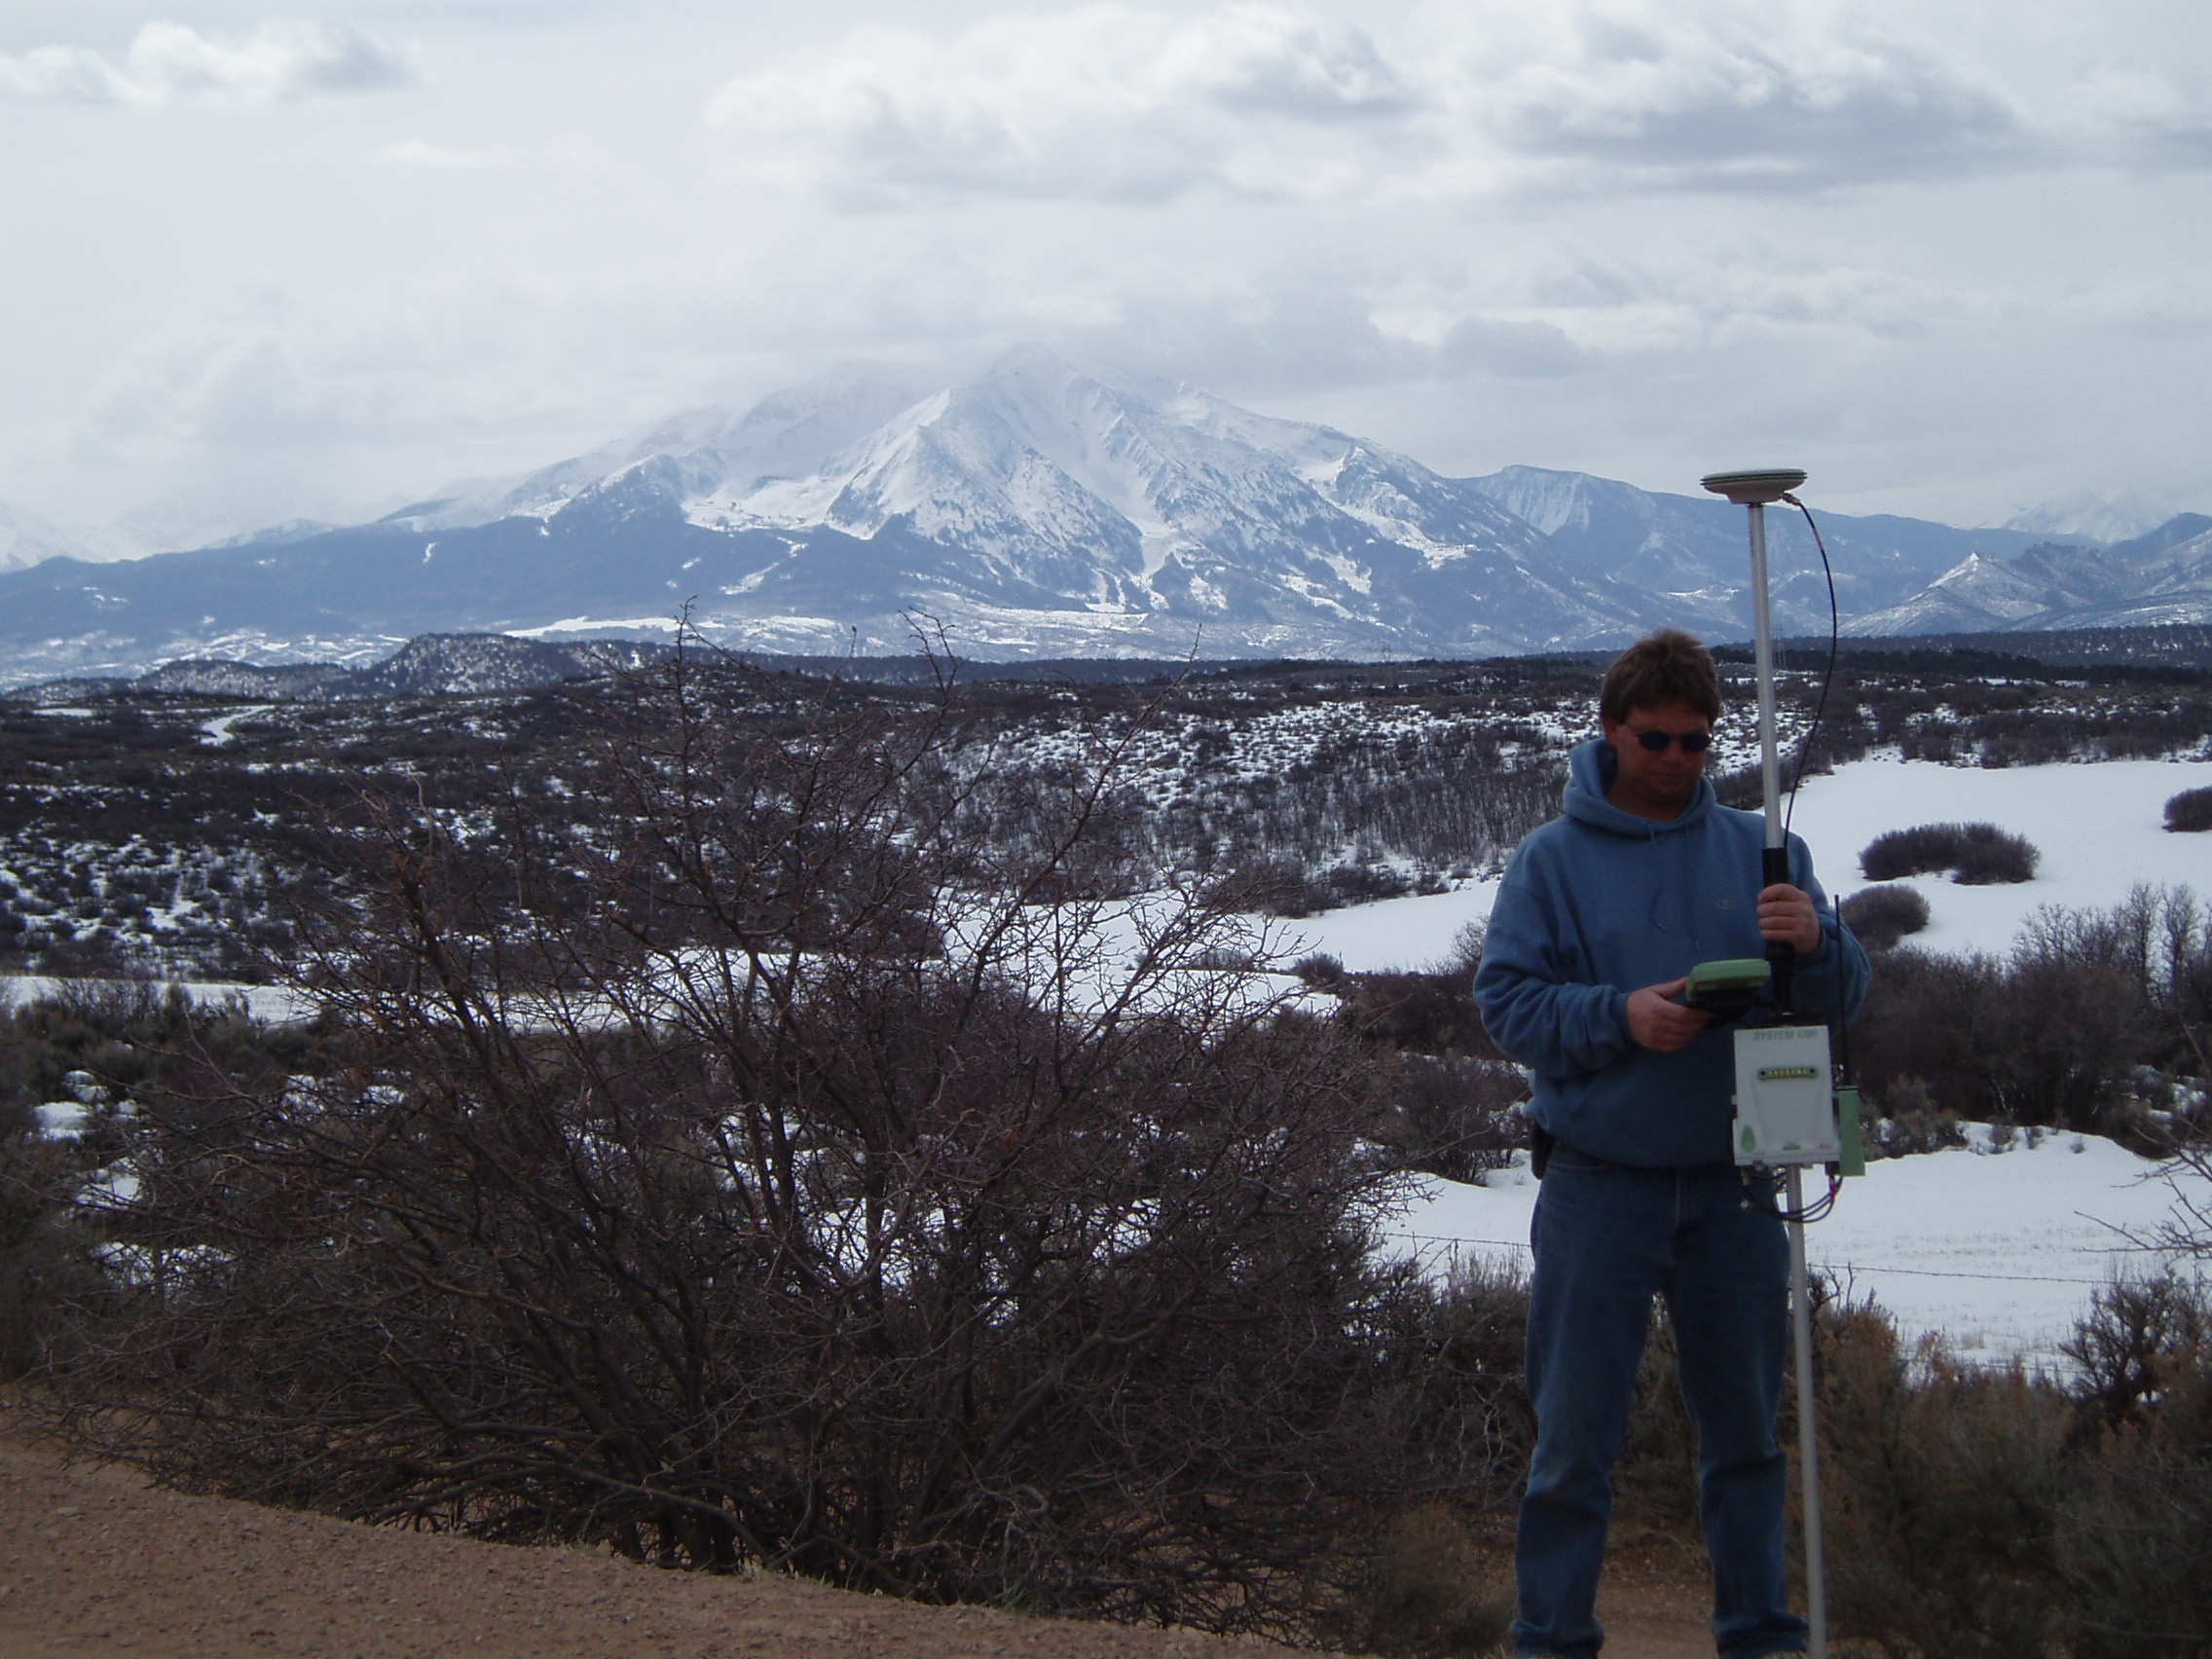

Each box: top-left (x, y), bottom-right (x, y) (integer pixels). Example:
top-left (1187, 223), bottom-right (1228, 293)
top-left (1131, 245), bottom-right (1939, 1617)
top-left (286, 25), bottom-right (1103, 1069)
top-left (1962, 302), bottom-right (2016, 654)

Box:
top-left (2003, 492), bottom-right (2186, 544)
top-left (0, 346), bottom-right (2133, 682)
top-left (653, 347), bottom-right (1646, 651)
top-left (383, 364), bottom-right (937, 535)
top-left (1845, 517), bottom-right (2212, 636)
top-left (1458, 465), bottom-right (2049, 635)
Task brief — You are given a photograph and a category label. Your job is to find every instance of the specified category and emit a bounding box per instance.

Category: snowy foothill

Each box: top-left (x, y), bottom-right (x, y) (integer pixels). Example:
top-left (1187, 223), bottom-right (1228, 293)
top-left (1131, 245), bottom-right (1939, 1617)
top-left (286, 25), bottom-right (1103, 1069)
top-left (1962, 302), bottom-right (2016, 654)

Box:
top-left (1280, 752), bottom-right (2212, 1371)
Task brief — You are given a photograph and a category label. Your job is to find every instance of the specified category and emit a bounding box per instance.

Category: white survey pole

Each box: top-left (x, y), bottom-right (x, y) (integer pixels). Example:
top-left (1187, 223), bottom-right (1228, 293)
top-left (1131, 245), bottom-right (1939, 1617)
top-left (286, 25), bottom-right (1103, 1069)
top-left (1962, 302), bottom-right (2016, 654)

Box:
top-left (1702, 467), bottom-right (1825, 1659)
top-left (1747, 502), bottom-right (1784, 852)
top-left (1787, 1163), bottom-right (1827, 1659)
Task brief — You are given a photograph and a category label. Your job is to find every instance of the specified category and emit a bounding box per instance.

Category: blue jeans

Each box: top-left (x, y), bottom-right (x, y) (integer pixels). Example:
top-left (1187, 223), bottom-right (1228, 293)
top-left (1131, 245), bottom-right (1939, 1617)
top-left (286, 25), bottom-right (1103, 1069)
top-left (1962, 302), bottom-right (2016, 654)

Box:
top-left (1515, 1146), bottom-right (1807, 1659)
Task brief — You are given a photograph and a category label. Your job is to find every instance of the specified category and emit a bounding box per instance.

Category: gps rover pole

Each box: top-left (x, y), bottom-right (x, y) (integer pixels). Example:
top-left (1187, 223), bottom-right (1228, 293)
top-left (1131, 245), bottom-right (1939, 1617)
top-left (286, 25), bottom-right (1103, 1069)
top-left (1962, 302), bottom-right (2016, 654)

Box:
top-left (1700, 467), bottom-right (1828, 1659)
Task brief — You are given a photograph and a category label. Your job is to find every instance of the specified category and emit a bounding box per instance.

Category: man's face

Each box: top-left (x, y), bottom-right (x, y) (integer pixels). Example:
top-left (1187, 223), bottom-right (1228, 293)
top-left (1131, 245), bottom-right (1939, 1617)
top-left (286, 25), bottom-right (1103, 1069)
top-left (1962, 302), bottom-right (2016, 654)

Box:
top-left (1601, 697), bottom-right (1713, 821)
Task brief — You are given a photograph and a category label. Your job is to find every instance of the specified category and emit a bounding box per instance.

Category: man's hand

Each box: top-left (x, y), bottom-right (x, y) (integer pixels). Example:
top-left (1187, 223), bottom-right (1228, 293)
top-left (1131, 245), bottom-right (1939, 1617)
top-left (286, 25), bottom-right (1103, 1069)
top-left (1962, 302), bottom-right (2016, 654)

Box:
top-left (1626, 977), bottom-right (1712, 1052)
top-left (1757, 884), bottom-right (1823, 955)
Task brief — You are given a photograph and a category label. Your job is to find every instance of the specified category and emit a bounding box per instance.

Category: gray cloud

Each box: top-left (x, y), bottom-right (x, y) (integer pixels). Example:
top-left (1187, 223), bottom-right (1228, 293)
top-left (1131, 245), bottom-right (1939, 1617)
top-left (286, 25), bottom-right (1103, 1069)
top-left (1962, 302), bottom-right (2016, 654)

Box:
top-left (1489, 47), bottom-right (2031, 188)
top-left (1449, 7), bottom-right (2038, 191)
top-left (0, 18), bottom-right (413, 107)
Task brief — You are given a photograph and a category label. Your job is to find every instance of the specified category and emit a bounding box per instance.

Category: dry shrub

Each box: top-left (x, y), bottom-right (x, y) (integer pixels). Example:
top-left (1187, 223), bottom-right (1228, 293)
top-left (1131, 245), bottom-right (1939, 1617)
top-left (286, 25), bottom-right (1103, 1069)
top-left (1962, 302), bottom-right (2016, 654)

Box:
top-left (1609, 1303), bottom-right (1701, 1530)
top-left (2166, 787), bottom-right (2212, 833)
top-left (2062, 1272), bottom-right (2210, 1443)
top-left (1340, 1505), bottom-right (1512, 1659)
top-left (1853, 942), bottom-right (2156, 1131)
top-left (1819, 1305), bottom-right (2069, 1659)
top-left (1860, 1078), bottom-right (1971, 1159)
top-left (2059, 1457), bottom-right (2212, 1659)
top-left (1378, 1056), bottom-right (1526, 1183)
top-left (1817, 1279), bottom-right (2212, 1659)
top-left (1837, 885), bottom-right (1931, 952)
top-left (1852, 885), bottom-right (2210, 1137)
top-left (0, 1129), bottom-right (100, 1377)
top-left (1860, 822), bottom-right (2039, 885)
top-left (2057, 1278), bottom-right (2212, 1659)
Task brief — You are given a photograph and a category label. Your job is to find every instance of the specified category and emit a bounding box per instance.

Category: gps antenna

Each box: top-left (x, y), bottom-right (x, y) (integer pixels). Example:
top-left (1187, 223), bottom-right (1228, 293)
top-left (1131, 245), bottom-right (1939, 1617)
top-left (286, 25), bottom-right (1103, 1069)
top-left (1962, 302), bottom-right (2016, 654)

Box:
top-left (1700, 469), bottom-right (1806, 1015)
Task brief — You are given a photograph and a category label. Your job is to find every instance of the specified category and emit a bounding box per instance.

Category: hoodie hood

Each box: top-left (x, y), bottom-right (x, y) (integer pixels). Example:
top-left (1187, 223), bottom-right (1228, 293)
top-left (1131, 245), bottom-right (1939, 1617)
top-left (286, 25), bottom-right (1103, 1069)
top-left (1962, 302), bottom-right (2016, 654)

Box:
top-left (1562, 737), bottom-right (1716, 837)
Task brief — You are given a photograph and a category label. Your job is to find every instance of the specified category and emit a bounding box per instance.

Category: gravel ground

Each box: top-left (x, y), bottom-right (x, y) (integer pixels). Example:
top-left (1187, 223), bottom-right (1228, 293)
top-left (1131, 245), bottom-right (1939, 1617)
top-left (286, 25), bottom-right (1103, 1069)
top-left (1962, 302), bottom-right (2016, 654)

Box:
top-left (0, 1425), bottom-right (1712, 1658)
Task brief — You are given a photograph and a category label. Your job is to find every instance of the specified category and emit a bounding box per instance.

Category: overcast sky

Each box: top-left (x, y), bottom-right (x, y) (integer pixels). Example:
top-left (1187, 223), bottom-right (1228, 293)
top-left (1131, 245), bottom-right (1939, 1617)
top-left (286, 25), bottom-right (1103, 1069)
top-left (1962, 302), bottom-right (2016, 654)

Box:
top-left (4, 0), bottom-right (2209, 552)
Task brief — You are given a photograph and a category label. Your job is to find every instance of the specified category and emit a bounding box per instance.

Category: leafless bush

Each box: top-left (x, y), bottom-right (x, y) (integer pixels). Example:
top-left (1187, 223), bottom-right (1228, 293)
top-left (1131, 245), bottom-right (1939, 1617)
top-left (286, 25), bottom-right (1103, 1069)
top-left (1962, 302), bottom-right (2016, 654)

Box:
top-left (1837, 885), bottom-right (1931, 952)
top-left (1861, 822), bottom-right (2039, 885)
top-left (1862, 1085), bottom-right (1971, 1159)
top-left (0, 1130), bottom-right (99, 1377)
top-left (41, 649), bottom-right (1525, 1643)
top-left (1376, 1056), bottom-right (1526, 1184)
top-left (2063, 1274), bottom-right (2210, 1444)
top-left (1852, 925), bottom-right (2164, 1133)
top-left (1811, 1276), bottom-right (2212, 1659)
top-left (2058, 1456), bottom-right (2212, 1659)
top-left (1851, 886), bottom-right (2208, 1139)
top-left (1610, 1302), bottom-right (1700, 1530)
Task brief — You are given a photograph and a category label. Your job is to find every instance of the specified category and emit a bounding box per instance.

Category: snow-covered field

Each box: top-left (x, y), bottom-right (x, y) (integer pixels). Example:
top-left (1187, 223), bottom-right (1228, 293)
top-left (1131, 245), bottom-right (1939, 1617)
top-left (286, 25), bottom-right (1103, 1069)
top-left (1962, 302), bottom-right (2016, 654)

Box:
top-left (1792, 754), bottom-right (2212, 957)
top-left (1279, 752), bottom-right (2212, 973)
top-left (0, 975), bottom-right (305, 1023)
top-left (1287, 753), bottom-right (2212, 1371)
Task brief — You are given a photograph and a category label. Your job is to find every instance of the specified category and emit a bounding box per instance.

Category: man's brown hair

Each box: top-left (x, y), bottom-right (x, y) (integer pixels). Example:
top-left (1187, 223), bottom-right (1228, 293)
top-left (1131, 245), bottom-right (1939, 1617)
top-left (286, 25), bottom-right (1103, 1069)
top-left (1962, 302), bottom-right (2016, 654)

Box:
top-left (1600, 628), bottom-right (1721, 725)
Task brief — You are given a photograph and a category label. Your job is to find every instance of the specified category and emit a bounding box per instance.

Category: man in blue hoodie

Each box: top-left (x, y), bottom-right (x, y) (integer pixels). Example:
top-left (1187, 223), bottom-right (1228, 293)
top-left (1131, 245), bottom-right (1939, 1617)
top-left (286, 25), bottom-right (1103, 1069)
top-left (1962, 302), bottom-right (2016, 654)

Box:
top-left (1473, 629), bottom-right (1868, 1659)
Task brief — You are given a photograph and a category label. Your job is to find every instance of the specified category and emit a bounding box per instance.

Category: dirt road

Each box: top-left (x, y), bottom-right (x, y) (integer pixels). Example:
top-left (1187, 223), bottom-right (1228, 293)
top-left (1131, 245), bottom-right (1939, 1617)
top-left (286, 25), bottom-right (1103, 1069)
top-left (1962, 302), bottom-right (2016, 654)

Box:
top-left (0, 1425), bottom-right (1714, 1658)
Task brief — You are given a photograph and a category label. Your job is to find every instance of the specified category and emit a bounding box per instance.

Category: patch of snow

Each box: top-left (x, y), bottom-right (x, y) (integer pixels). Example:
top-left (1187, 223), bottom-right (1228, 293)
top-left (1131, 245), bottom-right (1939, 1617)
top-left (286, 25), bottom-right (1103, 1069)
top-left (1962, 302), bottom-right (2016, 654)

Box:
top-left (509, 616), bottom-right (684, 638)
top-left (199, 705), bottom-right (272, 747)
top-left (32, 1101), bottom-right (90, 1137)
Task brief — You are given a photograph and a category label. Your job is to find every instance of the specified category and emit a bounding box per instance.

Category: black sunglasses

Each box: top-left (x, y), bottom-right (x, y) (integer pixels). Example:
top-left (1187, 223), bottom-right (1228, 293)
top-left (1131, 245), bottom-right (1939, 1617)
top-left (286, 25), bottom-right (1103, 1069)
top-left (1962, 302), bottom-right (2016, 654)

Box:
top-left (1629, 727), bottom-right (1712, 754)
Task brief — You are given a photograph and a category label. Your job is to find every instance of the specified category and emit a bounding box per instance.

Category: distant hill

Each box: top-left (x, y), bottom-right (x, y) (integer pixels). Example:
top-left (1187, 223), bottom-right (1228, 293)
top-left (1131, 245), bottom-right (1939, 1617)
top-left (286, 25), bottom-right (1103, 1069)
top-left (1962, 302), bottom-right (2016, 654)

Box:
top-left (13, 634), bottom-right (667, 704)
top-left (1777, 624), bottom-right (2212, 674)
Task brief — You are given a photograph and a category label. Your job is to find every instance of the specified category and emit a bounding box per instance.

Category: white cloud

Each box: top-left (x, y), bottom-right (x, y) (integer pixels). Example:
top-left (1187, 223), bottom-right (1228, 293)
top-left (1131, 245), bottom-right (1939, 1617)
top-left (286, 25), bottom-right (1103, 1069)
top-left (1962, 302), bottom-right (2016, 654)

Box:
top-left (709, 0), bottom-right (2212, 211)
top-left (0, 18), bottom-right (412, 108)
top-left (378, 139), bottom-right (498, 169)
top-left (710, 4), bottom-right (1427, 206)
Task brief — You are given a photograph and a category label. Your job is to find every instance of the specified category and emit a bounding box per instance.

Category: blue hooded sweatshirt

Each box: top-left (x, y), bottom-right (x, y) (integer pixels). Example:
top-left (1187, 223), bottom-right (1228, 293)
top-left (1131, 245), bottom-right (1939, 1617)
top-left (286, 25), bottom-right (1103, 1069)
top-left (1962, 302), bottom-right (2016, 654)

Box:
top-left (1473, 737), bottom-right (1870, 1169)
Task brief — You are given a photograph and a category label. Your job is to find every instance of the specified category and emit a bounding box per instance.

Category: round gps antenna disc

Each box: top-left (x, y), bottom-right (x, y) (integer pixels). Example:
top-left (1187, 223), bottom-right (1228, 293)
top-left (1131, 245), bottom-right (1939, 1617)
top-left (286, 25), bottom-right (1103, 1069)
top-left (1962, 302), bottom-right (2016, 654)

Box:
top-left (1701, 468), bottom-right (1807, 505)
